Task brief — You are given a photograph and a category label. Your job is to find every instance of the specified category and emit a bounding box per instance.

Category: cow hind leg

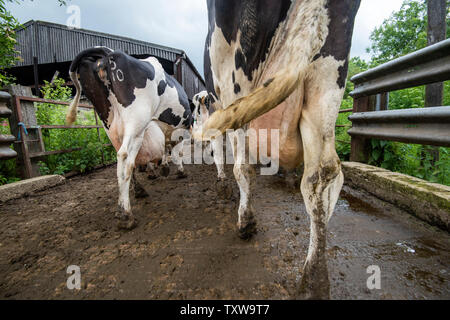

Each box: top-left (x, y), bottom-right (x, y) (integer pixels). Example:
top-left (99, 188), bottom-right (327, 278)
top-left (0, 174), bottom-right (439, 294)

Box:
top-left (296, 58), bottom-right (346, 299)
top-left (212, 136), bottom-right (232, 200)
top-left (147, 162), bottom-right (158, 180)
top-left (160, 149), bottom-right (170, 177)
top-left (132, 170), bottom-right (149, 199)
top-left (231, 132), bottom-right (256, 239)
top-left (175, 141), bottom-right (188, 179)
top-left (116, 133), bottom-right (145, 230)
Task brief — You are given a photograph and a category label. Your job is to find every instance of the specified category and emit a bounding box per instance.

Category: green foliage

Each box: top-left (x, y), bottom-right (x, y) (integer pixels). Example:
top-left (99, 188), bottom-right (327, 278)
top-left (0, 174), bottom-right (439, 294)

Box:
top-left (367, 0), bottom-right (428, 65)
top-left (0, 0), bottom-right (21, 87)
top-left (367, 141), bottom-right (450, 185)
top-left (367, 0), bottom-right (449, 66)
top-left (0, 0), bottom-right (69, 87)
top-left (0, 78), bottom-right (116, 185)
top-left (35, 78), bottom-right (116, 176)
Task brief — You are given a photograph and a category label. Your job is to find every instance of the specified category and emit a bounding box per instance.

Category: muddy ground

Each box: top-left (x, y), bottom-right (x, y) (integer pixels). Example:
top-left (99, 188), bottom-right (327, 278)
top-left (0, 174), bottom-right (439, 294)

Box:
top-left (0, 163), bottom-right (449, 300)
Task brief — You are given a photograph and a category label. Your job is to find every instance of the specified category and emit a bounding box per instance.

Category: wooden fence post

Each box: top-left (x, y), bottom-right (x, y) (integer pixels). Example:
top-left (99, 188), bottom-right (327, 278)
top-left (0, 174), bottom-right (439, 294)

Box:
top-left (350, 95), bottom-right (376, 163)
top-left (7, 85), bottom-right (44, 178)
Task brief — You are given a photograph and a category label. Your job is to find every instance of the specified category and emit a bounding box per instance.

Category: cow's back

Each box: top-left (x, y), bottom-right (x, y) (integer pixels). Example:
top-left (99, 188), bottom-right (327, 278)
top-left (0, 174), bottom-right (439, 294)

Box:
top-left (205, 0), bottom-right (292, 106)
top-left (204, 0), bottom-right (360, 169)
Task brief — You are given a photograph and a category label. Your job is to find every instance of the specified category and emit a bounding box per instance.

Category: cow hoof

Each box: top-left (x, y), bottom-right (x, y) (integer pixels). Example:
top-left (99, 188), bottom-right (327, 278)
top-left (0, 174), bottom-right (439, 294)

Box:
top-left (161, 166), bottom-right (170, 177)
top-left (216, 179), bottom-right (233, 200)
top-left (297, 280), bottom-right (330, 300)
top-left (285, 173), bottom-right (301, 190)
top-left (238, 220), bottom-right (257, 240)
top-left (117, 218), bottom-right (138, 231)
top-left (134, 187), bottom-right (149, 199)
top-left (115, 207), bottom-right (138, 231)
top-left (176, 171), bottom-right (188, 179)
top-left (297, 262), bottom-right (330, 300)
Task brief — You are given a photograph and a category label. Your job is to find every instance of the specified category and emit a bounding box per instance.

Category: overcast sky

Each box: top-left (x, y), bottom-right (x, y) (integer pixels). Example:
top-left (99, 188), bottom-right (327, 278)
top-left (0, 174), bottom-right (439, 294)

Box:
top-left (6, 0), bottom-right (406, 76)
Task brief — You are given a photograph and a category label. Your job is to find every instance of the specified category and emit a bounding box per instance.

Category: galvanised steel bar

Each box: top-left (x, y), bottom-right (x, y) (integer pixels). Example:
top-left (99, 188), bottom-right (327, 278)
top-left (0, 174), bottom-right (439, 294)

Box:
top-left (348, 106), bottom-right (450, 147)
top-left (350, 39), bottom-right (450, 98)
top-left (0, 91), bottom-right (18, 160)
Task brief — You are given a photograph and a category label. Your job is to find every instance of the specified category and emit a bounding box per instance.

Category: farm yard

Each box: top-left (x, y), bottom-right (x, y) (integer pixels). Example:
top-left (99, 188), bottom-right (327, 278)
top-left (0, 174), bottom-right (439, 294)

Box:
top-left (0, 163), bottom-right (449, 300)
top-left (0, 0), bottom-right (449, 304)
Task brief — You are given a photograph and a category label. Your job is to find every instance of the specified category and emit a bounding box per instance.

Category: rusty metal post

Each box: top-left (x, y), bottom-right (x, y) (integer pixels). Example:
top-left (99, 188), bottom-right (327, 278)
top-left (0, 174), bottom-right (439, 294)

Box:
top-left (426, 0), bottom-right (447, 108)
top-left (350, 95), bottom-right (376, 163)
top-left (0, 92), bottom-right (17, 160)
top-left (14, 96), bottom-right (33, 179)
top-left (425, 0), bottom-right (447, 163)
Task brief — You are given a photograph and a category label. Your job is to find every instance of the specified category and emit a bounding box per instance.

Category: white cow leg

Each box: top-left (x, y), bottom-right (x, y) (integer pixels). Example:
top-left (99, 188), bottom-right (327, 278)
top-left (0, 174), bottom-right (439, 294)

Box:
top-left (147, 162), bottom-right (158, 180)
top-left (231, 131), bottom-right (256, 239)
top-left (160, 147), bottom-right (170, 177)
top-left (212, 136), bottom-right (232, 200)
top-left (175, 140), bottom-right (188, 179)
top-left (212, 137), bottom-right (226, 180)
top-left (116, 133), bottom-right (144, 230)
top-left (297, 58), bottom-right (346, 299)
top-left (132, 170), bottom-right (148, 199)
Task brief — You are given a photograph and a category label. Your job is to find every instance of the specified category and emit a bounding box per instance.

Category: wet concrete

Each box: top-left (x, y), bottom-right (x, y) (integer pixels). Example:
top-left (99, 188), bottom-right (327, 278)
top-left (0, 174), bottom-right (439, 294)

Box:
top-left (0, 164), bottom-right (448, 300)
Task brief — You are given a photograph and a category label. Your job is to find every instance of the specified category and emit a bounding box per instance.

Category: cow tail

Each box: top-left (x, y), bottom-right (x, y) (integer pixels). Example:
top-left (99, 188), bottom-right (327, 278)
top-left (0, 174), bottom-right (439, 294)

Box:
top-left (65, 47), bottom-right (113, 126)
top-left (192, 0), bottom-right (334, 141)
top-left (66, 70), bottom-right (81, 126)
top-left (192, 67), bottom-right (302, 141)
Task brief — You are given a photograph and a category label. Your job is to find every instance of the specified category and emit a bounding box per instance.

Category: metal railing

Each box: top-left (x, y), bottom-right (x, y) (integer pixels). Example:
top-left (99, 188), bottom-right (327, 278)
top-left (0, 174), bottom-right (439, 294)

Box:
top-left (0, 91), bottom-right (17, 160)
top-left (347, 38), bottom-right (450, 162)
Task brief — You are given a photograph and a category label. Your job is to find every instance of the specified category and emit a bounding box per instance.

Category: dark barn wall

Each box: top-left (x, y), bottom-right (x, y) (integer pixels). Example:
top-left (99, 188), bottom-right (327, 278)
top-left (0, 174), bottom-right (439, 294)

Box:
top-left (8, 21), bottom-right (205, 100)
top-left (13, 21), bottom-right (179, 67)
top-left (182, 58), bottom-right (207, 98)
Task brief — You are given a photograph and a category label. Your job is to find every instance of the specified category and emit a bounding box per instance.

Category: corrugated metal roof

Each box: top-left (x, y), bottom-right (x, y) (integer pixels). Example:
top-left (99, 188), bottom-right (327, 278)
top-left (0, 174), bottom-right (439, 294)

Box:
top-left (14, 20), bottom-right (185, 67)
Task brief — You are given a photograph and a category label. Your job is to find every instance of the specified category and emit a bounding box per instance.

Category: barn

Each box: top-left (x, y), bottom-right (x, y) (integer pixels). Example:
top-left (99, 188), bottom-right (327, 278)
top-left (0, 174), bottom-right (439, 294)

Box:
top-left (6, 20), bottom-right (206, 100)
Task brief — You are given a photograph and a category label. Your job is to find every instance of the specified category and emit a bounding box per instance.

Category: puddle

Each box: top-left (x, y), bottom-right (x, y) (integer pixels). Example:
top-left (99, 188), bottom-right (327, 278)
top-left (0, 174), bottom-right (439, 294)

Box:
top-left (370, 239), bottom-right (444, 260)
top-left (396, 242), bottom-right (416, 254)
top-left (403, 267), bottom-right (447, 294)
top-left (339, 190), bottom-right (385, 218)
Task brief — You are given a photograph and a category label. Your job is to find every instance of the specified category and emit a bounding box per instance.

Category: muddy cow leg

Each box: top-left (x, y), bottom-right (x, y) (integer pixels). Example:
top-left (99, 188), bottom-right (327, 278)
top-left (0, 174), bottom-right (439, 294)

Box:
top-left (147, 162), bottom-right (158, 180)
top-left (132, 170), bottom-right (149, 199)
top-left (175, 140), bottom-right (188, 179)
top-left (160, 146), bottom-right (171, 177)
top-left (297, 58), bottom-right (346, 299)
top-left (212, 136), bottom-right (226, 180)
top-left (116, 132), bottom-right (144, 230)
top-left (211, 136), bottom-right (233, 200)
top-left (230, 131), bottom-right (256, 239)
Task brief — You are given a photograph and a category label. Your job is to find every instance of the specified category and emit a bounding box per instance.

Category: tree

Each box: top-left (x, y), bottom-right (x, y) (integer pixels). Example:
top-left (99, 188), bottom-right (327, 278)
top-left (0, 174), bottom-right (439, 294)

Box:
top-left (367, 0), bottom-right (450, 66)
top-left (0, 0), bottom-right (68, 87)
top-left (0, 1), bottom-right (21, 86)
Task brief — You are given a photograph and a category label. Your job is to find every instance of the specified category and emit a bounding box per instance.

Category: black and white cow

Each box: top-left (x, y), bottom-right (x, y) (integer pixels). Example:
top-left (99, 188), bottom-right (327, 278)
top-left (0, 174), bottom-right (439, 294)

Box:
top-left (66, 47), bottom-right (193, 230)
top-left (191, 91), bottom-right (227, 186)
top-left (194, 0), bottom-right (361, 299)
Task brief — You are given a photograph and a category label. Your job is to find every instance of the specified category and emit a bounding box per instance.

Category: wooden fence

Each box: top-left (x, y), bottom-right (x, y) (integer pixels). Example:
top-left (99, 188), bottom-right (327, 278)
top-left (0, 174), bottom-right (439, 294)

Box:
top-left (6, 85), bottom-right (112, 179)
